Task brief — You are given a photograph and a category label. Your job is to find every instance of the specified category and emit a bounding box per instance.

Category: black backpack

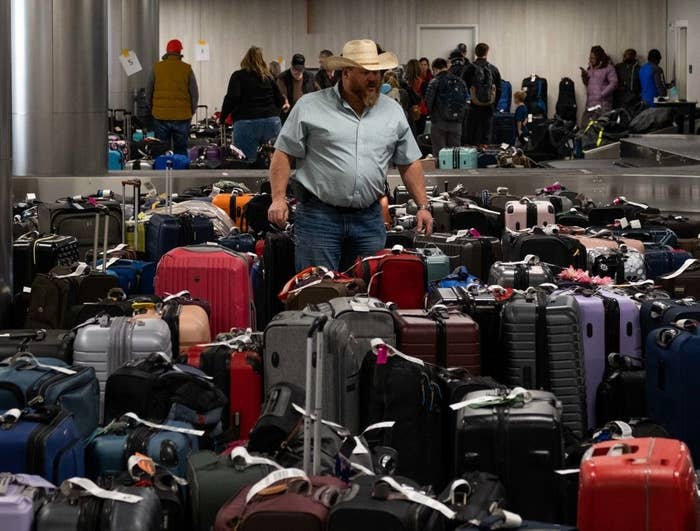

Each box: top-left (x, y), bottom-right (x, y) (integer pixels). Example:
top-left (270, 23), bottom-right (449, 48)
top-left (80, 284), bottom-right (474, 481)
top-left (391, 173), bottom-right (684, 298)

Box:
top-left (470, 63), bottom-right (496, 106)
top-left (556, 77), bottom-right (577, 121)
top-left (522, 76), bottom-right (548, 117)
top-left (437, 73), bottom-right (468, 121)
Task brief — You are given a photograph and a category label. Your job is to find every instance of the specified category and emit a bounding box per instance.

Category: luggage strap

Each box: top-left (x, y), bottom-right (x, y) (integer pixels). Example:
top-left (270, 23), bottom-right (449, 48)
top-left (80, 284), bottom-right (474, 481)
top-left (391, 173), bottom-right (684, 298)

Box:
top-left (450, 387), bottom-right (531, 411)
top-left (61, 477), bottom-right (142, 504)
top-left (2, 353), bottom-right (76, 375)
top-left (534, 294), bottom-right (550, 389)
top-left (659, 258), bottom-right (700, 280)
top-left (121, 412), bottom-right (204, 436)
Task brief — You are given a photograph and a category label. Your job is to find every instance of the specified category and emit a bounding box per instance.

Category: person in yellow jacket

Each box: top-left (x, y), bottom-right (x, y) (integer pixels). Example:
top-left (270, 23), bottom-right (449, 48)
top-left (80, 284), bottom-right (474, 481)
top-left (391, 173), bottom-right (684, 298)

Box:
top-left (146, 39), bottom-right (199, 156)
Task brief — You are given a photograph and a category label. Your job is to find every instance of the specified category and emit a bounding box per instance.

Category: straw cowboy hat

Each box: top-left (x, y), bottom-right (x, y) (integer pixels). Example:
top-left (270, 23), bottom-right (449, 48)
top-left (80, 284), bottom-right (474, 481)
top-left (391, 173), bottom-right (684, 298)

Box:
top-left (325, 39), bottom-right (398, 71)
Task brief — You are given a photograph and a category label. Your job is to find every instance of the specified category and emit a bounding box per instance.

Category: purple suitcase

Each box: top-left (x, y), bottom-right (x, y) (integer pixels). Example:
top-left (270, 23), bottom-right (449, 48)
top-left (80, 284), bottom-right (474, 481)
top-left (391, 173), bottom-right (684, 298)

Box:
top-left (596, 289), bottom-right (642, 357)
top-left (0, 474), bottom-right (54, 531)
top-left (557, 289), bottom-right (606, 430)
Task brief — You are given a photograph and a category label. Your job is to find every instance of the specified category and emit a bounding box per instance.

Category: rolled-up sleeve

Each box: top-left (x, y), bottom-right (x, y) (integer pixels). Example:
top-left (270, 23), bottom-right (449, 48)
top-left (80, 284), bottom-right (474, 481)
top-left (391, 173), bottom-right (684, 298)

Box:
top-left (274, 103), bottom-right (306, 159)
top-left (392, 114), bottom-right (422, 165)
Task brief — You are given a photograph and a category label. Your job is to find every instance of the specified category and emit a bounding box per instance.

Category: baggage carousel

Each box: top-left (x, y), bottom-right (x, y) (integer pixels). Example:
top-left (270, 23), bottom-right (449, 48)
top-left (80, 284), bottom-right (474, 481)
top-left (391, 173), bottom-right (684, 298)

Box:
top-left (12, 135), bottom-right (700, 216)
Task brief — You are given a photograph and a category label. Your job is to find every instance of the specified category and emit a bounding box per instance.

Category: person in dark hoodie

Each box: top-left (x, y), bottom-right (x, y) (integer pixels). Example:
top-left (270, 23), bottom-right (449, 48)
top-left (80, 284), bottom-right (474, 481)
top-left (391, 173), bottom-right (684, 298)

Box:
top-left (614, 48), bottom-right (641, 109)
top-left (146, 39), bottom-right (199, 156)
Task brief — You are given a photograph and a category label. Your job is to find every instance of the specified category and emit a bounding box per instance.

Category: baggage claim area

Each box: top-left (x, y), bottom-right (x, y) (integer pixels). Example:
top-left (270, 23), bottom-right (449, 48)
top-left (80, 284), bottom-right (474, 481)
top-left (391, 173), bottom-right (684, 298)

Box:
top-left (4, 1), bottom-right (700, 530)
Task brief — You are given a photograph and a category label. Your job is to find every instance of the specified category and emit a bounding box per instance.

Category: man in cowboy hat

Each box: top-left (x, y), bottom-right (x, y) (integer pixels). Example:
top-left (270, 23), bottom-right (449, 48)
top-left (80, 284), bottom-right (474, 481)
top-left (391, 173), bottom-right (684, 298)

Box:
top-left (268, 39), bottom-right (433, 272)
top-left (146, 39), bottom-right (199, 156)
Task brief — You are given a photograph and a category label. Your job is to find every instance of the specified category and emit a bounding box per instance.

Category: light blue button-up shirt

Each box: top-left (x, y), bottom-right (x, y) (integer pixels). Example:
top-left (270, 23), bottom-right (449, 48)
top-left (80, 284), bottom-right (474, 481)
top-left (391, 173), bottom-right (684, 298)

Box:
top-left (274, 83), bottom-right (422, 209)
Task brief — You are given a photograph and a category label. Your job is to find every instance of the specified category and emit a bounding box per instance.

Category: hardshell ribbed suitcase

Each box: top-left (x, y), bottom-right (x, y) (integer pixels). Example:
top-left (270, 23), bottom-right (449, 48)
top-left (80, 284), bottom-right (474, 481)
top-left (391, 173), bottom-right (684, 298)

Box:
top-left (504, 198), bottom-right (555, 231)
top-left (393, 307), bottom-right (480, 372)
top-left (154, 244), bottom-right (254, 336)
top-left (487, 257), bottom-right (555, 289)
top-left (595, 289), bottom-right (642, 357)
top-left (72, 316), bottom-right (172, 415)
top-left (500, 291), bottom-right (588, 437)
top-left (354, 250), bottom-right (426, 309)
top-left (451, 389), bottom-right (564, 522)
top-left (578, 438), bottom-right (697, 531)
top-left (414, 232), bottom-right (502, 280)
top-left (263, 313), bottom-right (359, 432)
top-left (0, 474), bottom-right (53, 531)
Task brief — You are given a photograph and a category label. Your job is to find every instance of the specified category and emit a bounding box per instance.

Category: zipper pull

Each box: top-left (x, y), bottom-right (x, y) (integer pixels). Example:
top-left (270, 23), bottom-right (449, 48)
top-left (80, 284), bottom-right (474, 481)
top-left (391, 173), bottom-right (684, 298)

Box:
top-left (28, 395), bottom-right (44, 407)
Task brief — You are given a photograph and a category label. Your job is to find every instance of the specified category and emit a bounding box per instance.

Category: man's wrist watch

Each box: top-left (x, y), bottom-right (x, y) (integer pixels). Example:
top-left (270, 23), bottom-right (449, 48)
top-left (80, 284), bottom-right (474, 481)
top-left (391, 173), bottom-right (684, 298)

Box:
top-left (416, 204), bottom-right (430, 211)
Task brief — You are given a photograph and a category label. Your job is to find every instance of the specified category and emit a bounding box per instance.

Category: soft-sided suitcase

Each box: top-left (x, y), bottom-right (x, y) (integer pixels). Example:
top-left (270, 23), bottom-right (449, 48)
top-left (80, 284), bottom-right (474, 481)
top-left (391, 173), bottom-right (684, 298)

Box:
top-left (159, 295), bottom-right (212, 354)
top-left (439, 146), bottom-right (478, 169)
top-left (73, 315), bottom-right (172, 414)
top-left (578, 438), bottom-right (697, 531)
top-left (415, 247), bottom-right (451, 283)
top-left (12, 232), bottom-right (80, 293)
top-left (644, 243), bottom-right (691, 279)
top-left (488, 255), bottom-right (555, 289)
top-left (0, 473), bottom-right (54, 531)
top-left (360, 341), bottom-right (444, 489)
top-left (640, 296), bottom-right (700, 341)
top-left (451, 388), bottom-right (564, 522)
top-left (188, 447), bottom-right (280, 531)
top-left (102, 259), bottom-right (156, 295)
top-left (230, 193), bottom-right (256, 231)
top-left (588, 197), bottom-right (660, 226)
top-left (36, 480), bottom-right (162, 531)
top-left (646, 320), bottom-right (700, 460)
top-left (354, 249), bottom-right (426, 309)
top-left (415, 232), bottom-right (501, 280)
top-left (595, 353), bottom-right (646, 424)
top-left (505, 198), bottom-right (555, 231)
top-left (85, 415), bottom-right (201, 479)
top-left (0, 407), bottom-right (84, 484)
top-left (500, 290), bottom-right (588, 437)
top-left (490, 112), bottom-right (517, 144)
top-left (218, 232), bottom-right (256, 253)
top-left (0, 354), bottom-right (99, 438)
top-left (280, 271), bottom-right (367, 312)
top-left (0, 329), bottom-right (74, 363)
top-left (501, 228), bottom-right (587, 269)
top-left (556, 208), bottom-right (589, 227)
top-left (155, 244), bottom-right (254, 336)
top-left (643, 215), bottom-right (700, 239)
top-left (264, 313), bottom-right (359, 432)
top-left (659, 258), bottom-right (700, 298)
top-left (394, 184), bottom-right (439, 205)
top-left (487, 186), bottom-right (521, 212)
top-left (213, 469), bottom-right (347, 531)
top-left (393, 306), bottom-right (480, 372)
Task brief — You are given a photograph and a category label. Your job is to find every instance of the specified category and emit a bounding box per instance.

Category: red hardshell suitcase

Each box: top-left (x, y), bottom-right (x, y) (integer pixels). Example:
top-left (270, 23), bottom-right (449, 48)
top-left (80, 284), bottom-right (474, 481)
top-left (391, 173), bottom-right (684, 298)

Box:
top-left (578, 438), bottom-right (698, 531)
top-left (230, 351), bottom-right (263, 441)
top-left (354, 249), bottom-right (426, 309)
top-left (393, 307), bottom-right (481, 373)
top-left (154, 244), bottom-right (255, 336)
top-left (185, 345), bottom-right (206, 367)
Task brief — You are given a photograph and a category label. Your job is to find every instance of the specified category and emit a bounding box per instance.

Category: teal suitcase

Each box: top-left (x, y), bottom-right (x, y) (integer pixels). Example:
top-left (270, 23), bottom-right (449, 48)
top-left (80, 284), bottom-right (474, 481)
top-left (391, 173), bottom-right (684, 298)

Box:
top-left (438, 147), bottom-right (478, 169)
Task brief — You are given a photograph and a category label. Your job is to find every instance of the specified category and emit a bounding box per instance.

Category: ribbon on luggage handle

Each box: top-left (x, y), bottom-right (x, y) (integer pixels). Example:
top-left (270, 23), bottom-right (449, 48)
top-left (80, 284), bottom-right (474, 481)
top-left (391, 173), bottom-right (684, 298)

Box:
top-left (245, 468), bottom-right (309, 503)
top-left (369, 339), bottom-right (424, 366)
top-left (361, 421), bottom-right (396, 435)
top-left (291, 403), bottom-right (349, 435)
top-left (230, 446), bottom-right (283, 470)
top-left (63, 478), bottom-right (143, 504)
top-left (659, 258), bottom-right (700, 280)
top-left (122, 412), bottom-right (205, 436)
top-left (53, 262), bottom-right (89, 279)
top-left (163, 290), bottom-right (191, 302)
top-left (373, 476), bottom-right (457, 519)
top-left (450, 387), bottom-right (531, 411)
top-left (615, 196), bottom-right (650, 210)
top-left (494, 254), bottom-right (539, 267)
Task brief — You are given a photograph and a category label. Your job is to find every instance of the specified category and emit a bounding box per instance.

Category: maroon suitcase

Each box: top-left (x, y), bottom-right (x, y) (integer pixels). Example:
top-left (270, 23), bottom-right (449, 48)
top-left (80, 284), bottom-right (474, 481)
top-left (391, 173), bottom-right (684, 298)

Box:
top-left (393, 306), bottom-right (481, 373)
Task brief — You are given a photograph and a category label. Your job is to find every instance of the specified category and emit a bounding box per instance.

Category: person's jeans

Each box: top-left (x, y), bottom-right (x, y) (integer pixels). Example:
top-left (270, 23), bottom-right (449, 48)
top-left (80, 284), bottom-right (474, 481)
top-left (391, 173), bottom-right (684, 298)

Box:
top-left (233, 117), bottom-right (282, 161)
top-left (154, 119), bottom-right (190, 156)
top-left (293, 197), bottom-right (386, 272)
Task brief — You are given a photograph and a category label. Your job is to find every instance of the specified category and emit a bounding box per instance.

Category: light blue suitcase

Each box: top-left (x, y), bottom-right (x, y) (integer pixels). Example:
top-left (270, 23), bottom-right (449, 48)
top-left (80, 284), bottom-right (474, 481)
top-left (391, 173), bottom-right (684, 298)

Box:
top-left (438, 147), bottom-right (478, 169)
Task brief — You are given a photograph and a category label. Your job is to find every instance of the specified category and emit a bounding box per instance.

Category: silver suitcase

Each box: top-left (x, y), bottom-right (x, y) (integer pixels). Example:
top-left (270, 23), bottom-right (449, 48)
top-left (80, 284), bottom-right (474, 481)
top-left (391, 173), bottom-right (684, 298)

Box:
top-left (263, 311), bottom-right (359, 432)
top-left (73, 316), bottom-right (172, 416)
top-left (488, 257), bottom-right (555, 289)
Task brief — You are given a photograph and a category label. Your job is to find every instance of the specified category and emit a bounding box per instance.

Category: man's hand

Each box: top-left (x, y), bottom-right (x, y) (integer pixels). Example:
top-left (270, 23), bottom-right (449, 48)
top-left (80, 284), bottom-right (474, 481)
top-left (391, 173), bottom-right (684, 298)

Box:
top-left (268, 198), bottom-right (289, 228)
top-left (416, 209), bottom-right (433, 236)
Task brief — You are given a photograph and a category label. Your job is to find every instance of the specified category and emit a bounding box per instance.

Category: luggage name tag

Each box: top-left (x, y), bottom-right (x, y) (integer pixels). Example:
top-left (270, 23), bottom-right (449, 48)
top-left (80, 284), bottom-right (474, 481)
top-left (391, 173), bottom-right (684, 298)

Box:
top-left (291, 403), bottom-right (349, 435)
top-left (246, 468), bottom-right (308, 503)
top-left (619, 217), bottom-right (630, 229)
top-left (373, 476), bottom-right (457, 520)
top-left (119, 49), bottom-right (143, 77)
top-left (369, 339), bottom-right (424, 366)
top-left (450, 387), bottom-right (532, 411)
top-left (230, 446), bottom-right (283, 470)
top-left (122, 412), bottom-right (205, 437)
top-left (64, 477), bottom-right (143, 504)
top-left (629, 219), bottom-right (642, 229)
top-left (659, 258), bottom-right (700, 280)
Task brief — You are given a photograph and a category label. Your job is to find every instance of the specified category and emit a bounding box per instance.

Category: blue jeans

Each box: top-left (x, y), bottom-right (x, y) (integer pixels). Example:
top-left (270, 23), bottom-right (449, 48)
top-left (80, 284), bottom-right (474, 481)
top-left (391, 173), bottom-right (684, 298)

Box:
top-left (154, 119), bottom-right (190, 156)
top-left (293, 198), bottom-right (387, 272)
top-left (233, 117), bottom-right (282, 161)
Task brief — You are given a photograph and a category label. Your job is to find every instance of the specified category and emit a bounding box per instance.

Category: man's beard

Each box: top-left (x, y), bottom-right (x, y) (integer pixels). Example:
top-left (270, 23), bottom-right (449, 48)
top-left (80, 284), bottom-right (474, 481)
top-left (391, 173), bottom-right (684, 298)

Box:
top-left (363, 89), bottom-right (379, 107)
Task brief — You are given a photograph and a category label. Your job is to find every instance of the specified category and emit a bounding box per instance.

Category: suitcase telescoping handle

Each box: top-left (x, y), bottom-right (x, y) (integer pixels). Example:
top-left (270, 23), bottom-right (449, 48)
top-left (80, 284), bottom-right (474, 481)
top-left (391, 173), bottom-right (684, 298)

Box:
top-left (303, 315), bottom-right (329, 476)
top-left (92, 208), bottom-right (110, 272)
top-left (121, 179), bottom-right (141, 250)
top-left (165, 160), bottom-right (173, 215)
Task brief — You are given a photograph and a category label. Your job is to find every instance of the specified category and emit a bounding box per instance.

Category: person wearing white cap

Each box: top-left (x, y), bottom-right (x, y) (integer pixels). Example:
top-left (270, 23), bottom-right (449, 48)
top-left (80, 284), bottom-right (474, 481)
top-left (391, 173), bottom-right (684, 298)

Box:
top-left (268, 39), bottom-right (433, 272)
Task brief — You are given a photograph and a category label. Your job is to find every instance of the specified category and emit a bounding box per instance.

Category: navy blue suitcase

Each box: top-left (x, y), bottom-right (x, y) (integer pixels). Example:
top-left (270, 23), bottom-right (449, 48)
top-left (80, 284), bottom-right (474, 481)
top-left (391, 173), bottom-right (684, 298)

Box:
top-left (589, 227), bottom-right (679, 248)
top-left (640, 298), bottom-right (700, 344)
top-left (147, 214), bottom-right (181, 261)
top-left (0, 407), bottom-right (84, 483)
top-left (490, 112), bottom-right (517, 145)
top-left (85, 415), bottom-right (200, 479)
top-left (644, 244), bottom-right (678, 279)
top-left (0, 355), bottom-right (99, 438)
top-left (218, 232), bottom-right (256, 253)
top-left (181, 215), bottom-right (215, 245)
top-left (646, 319), bottom-right (700, 460)
top-left (102, 259), bottom-right (157, 295)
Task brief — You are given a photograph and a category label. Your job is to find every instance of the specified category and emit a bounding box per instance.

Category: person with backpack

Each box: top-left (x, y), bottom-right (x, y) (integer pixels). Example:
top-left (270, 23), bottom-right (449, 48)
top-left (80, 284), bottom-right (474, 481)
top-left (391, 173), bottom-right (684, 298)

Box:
top-left (463, 42), bottom-right (502, 145)
top-left (424, 57), bottom-right (468, 154)
top-left (580, 45), bottom-right (618, 126)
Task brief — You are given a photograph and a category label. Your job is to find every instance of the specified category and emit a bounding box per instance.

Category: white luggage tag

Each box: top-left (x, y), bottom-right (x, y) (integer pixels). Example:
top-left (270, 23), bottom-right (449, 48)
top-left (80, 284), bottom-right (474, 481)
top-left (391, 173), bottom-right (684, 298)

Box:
top-left (4, 353), bottom-right (77, 376)
top-left (659, 258), bottom-right (700, 280)
top-left (246, 468), bottom-right (309, 503)
top-left (369, 338), bottom-right (424, 366)
top-left (122, 412), bottom-right (205, 437)
top-left (63, 478), bottom-right (142, 504)
top-left (374, 476), bottom-right (457, 519)
top-left (54, 263), bottom-right (89, 279)
top-left (450, 387), bottom-right (531, 411)
top-left (230, 446), bottom-right (283, 470)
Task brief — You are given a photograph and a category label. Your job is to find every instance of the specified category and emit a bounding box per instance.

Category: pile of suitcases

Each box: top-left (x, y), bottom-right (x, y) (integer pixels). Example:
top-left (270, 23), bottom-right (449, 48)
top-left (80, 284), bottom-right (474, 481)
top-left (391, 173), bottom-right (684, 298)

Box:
top-left (4, 175), bottom-right (700, 530)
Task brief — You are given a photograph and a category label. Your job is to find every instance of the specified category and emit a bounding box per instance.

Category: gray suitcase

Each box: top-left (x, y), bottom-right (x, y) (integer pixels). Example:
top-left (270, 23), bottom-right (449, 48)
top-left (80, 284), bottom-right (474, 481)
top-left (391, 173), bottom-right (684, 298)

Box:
top-left (264, 311), bottom-right (359, 432)
top-left (73, 316), bottom-right (172, 416)
top-left (500, 291), bottom-right (587, 437)
top-left (487, 256), bottom-right (555, 289)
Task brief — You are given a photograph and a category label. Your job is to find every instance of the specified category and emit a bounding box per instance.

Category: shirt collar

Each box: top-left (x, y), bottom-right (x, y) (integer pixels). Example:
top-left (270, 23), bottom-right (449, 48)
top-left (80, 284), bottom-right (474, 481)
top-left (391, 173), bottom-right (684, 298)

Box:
top-left (332, 82), bottom-right (377, 118)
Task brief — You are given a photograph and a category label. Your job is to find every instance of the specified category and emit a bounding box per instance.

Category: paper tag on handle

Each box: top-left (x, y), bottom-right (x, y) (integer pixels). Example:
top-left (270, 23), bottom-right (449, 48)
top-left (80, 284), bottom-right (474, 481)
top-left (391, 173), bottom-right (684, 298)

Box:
top-left (369, 339), bottom-right (424, 366)
top-left (659, 258), bottom-right (700, 280)
top-left (361, 421), bottom-right (396, 435)
top-left (376, 476), bottom-right (456, 519)
top-left (450, 387), bottom-right (531, 411)
top-left (65, 478), bottom-right (143, 504)
top-left (230, 446), bottom-right (283, 469)
top-left (246, 468), bottom-right (308, 503)
top-left (122, 412), bottom-right (204, 436)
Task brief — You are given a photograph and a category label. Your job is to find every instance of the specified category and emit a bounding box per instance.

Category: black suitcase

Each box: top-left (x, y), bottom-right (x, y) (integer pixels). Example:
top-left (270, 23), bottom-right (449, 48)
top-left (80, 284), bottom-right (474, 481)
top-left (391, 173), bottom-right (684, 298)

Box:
top-left (258, 231), bottom-right (296, 329)
top-left (360, 344), bottom-right (444, 489)
top-left (0, 329), bottom-right (75, 362)
top-left (501, 228), bottom-right (587, 269)
top-left (451, 388), bottom-right (564, 522)
top-left (415, 233), bottom-right (502, 280)
top-left (556, 208), bottom-right (589, 227)
top-left (595, 353), bottom-right (646, 425)
top-left (588, 198), bottom-right (660, 226)
top-left (449, 203), bottom-right (504, 237)
top-left (13, 232), bottom-right (80, 293)
top-left (490, 112), bottom-right (517, 145)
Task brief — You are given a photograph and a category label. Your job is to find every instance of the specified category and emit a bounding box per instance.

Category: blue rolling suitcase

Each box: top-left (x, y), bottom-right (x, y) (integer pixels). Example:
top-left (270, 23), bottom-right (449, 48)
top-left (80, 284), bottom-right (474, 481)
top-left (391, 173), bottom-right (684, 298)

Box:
top-left (0, 407), bottom-right (84, 483)
top-left (644, 244), bottom-right (684, 279)
top-left (646, 319), bottom-right (700, 460)
top-left (102, 259), bottom-right (157, 295)
top-left (640, 298), bottom-right (700, 343)
top-left (0, 355), bottom-right (99, 438)
top-left (85, 415), bottom-right (200, 479)
top-left (218, 232), bottom-right (256, 253)
top-left (146, 214), bottom-right (181, 261)
top-left (154, 153), bottom-right (190, 170)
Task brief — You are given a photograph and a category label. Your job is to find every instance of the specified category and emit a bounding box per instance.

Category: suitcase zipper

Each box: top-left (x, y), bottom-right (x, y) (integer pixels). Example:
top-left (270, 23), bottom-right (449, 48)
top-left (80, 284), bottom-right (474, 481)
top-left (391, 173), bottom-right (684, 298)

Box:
top-left (31, 375), bottom-right (92, 408)
top-left (27, 409), bottom-right (67, 476)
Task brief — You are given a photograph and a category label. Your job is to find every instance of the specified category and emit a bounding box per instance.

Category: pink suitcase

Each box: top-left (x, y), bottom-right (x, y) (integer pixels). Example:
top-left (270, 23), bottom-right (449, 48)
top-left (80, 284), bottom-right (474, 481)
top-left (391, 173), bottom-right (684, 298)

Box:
top-left (154, 244), bottom-right (254, 335)
top-left (505, 198), bottom-right (556, 231)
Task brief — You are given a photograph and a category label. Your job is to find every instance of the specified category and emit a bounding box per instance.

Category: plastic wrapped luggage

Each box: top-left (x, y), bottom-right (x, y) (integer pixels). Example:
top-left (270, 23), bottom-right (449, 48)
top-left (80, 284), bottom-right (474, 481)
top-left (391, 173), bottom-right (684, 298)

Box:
top-left (500, 290), bottom-right (587, 437)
